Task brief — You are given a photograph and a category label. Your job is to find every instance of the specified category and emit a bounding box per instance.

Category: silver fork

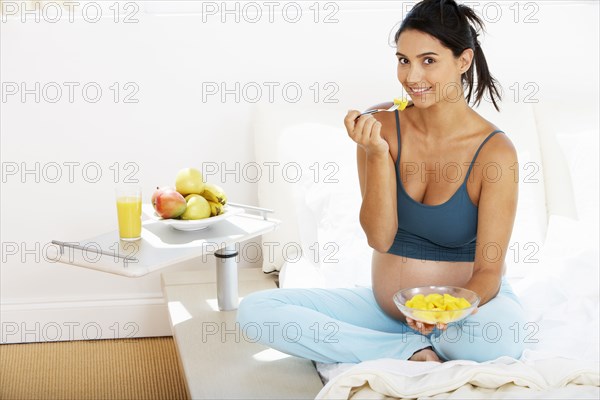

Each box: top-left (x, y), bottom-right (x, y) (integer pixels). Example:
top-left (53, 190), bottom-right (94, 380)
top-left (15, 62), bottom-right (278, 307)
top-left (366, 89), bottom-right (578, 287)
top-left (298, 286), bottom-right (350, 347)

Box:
top-left (360, 103), bottom-right (400, 116)
top-left (354, 101), bottom-right (410, 120)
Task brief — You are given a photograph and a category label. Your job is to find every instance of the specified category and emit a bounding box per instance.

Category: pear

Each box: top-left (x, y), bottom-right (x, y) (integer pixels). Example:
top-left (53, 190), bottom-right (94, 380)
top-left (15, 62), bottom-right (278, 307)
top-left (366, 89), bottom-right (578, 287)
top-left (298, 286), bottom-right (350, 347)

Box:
top-left (180, 194), bottom-right (211, 220)
top-left (176, 168), bottom-right (205, 196)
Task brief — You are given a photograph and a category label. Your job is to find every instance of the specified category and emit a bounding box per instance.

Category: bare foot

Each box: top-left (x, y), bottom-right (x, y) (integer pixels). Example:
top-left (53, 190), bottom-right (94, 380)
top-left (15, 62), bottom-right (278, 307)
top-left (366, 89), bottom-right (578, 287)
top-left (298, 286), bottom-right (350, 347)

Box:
top-left (409, 347), bottom-right (442, 362)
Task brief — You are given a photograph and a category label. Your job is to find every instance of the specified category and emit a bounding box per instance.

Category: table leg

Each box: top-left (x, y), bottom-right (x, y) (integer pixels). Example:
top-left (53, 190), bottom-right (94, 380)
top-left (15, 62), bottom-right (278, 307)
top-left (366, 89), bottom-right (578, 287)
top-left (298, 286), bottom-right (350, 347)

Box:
top-left (214, 244), bottom-right (239, 311)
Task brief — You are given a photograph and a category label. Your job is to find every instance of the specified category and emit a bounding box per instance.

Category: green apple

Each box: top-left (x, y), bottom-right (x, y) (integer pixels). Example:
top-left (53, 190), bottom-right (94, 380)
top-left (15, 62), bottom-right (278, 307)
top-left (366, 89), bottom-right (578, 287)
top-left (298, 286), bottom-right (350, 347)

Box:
top-left (175, 168), bottom-right (205, 196)
top-left (180, 194), bottom-right (211, 220)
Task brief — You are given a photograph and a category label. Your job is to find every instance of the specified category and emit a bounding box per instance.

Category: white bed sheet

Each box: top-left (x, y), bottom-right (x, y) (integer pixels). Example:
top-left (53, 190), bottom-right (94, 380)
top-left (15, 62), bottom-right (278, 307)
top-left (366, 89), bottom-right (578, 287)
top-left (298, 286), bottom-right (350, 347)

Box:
top-left (313, 215), bottom-right (599, 398)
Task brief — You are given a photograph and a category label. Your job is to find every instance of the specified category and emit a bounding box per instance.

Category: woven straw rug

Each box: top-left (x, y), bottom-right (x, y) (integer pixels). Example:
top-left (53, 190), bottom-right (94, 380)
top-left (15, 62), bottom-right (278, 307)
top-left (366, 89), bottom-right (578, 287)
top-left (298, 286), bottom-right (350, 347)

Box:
top-left (0, 337), bottom-right (188, 399)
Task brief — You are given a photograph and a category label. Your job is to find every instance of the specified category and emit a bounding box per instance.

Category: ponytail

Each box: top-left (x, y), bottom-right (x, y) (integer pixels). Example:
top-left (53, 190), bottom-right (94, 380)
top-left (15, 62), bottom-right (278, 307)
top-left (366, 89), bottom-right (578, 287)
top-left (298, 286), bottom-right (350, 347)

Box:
top-left (461, 6), bottom-right (502, 111)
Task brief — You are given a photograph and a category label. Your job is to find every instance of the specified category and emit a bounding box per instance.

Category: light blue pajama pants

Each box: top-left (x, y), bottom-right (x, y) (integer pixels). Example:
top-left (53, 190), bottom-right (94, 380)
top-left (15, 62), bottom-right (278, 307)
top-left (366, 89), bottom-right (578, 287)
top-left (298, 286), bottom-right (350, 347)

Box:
top-left (236, 276), bottom-right (527, 363)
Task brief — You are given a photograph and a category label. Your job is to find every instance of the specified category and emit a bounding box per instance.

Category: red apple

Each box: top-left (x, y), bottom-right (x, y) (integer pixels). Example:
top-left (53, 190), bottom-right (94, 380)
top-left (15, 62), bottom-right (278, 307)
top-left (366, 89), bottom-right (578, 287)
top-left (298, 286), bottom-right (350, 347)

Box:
top-left (155, 189), bottom-right (187, 219)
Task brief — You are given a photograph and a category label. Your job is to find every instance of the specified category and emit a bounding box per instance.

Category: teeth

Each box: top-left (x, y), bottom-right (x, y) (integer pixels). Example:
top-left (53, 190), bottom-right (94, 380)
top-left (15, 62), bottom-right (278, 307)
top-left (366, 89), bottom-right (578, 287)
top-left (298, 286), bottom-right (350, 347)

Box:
top-left (412, 87), bottom-right (431, 93)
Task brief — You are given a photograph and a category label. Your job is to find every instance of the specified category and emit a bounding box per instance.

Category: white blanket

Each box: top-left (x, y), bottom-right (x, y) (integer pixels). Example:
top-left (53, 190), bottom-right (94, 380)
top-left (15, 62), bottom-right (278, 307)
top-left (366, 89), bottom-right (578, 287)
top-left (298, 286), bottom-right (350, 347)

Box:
top-left (316, 351), bottom-right (599, 399)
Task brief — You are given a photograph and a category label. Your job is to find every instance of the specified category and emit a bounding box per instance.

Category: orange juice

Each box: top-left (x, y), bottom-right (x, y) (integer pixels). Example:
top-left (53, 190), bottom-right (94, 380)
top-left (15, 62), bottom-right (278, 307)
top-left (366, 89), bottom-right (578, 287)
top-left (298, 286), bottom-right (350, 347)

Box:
top-left (116, 196), bottom-right (142, 240)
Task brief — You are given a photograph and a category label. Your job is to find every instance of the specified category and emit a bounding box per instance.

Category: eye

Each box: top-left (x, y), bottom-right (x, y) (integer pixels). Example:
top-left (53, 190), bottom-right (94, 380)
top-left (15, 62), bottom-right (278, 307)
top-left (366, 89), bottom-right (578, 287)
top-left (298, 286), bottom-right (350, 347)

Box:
top-left (398, 57), bottom-right (409, 65)
top-left (424, 58), bottom-right (435, 65)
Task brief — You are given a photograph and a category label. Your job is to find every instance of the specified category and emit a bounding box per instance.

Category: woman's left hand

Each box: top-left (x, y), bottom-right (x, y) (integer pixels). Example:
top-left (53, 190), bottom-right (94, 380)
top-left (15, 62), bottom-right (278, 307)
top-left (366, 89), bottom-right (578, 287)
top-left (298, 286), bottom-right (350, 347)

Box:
top-left (406, 307), bottom-right (478, 335)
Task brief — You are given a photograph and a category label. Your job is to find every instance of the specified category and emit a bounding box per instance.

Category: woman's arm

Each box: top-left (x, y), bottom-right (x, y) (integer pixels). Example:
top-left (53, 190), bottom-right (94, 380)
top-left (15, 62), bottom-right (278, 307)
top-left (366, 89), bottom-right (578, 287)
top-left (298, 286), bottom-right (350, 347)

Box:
top-left (464, 134), bottom-right (519, 306)
top-left (344, 110), bottom-right (398, 252)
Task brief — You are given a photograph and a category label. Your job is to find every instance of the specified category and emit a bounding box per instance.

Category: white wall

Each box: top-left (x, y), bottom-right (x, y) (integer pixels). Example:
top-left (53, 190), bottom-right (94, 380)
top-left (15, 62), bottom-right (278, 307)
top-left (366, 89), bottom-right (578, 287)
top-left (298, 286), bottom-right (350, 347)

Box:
top-left (1, 1), bottom-right (598, 343)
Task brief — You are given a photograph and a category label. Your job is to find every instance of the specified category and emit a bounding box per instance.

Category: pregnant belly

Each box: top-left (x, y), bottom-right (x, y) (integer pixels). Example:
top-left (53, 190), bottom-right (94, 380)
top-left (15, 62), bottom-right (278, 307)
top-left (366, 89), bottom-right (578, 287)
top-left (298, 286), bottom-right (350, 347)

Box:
top-left (371, 251), bottom-right (476, 321)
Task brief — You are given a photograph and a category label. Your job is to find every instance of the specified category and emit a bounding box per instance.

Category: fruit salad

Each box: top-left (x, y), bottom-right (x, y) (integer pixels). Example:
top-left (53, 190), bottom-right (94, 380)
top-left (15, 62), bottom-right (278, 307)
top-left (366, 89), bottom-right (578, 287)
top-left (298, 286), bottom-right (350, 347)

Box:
top-left (406, 293), bottom-right (472, 324)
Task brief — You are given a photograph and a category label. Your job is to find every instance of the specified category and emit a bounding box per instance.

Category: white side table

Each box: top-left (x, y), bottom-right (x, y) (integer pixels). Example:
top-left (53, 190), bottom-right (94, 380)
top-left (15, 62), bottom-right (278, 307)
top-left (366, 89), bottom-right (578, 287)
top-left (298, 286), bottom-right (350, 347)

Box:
top-left (52, 204), bottom-right (279, 311)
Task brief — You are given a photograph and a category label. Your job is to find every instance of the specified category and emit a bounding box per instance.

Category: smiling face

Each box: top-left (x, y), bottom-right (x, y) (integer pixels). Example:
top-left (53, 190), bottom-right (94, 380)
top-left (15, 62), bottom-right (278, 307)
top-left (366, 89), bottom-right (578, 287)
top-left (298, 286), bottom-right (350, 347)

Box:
top-left (396, 29), bottom-right (473, 108)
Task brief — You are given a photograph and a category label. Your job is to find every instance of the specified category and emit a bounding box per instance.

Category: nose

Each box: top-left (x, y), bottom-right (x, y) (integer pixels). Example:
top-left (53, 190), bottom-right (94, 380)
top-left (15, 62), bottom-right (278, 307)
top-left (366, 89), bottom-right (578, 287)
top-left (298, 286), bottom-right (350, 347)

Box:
top-left (406, 64), bottom-right (422, 84)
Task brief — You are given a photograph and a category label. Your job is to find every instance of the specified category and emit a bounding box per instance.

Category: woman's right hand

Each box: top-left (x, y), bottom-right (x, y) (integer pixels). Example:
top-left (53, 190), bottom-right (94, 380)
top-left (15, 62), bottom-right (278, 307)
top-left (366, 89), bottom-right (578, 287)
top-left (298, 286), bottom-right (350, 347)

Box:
top-left (344, 110), bottom-right (389, 156)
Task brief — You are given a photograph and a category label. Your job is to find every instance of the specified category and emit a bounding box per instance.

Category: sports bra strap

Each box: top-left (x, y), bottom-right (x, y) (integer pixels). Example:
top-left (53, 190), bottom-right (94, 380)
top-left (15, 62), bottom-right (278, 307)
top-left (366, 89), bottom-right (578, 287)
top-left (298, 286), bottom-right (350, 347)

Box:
top-left (464, 130), bottom-right (503, 183)
top-left (394, 109), bottom-right (401, 169)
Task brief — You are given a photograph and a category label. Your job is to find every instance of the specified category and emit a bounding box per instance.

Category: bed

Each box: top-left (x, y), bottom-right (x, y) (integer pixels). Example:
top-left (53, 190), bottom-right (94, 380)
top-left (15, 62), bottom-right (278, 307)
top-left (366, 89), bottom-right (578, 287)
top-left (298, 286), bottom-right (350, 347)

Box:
top-left (250, 98), bottom-right (599, 399)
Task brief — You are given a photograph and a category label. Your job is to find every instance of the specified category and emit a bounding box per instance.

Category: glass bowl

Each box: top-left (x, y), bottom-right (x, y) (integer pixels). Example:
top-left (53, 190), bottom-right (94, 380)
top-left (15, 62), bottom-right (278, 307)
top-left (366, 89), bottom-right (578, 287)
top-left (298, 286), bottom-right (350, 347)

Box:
top-left (393, 286), bottom-right (480, 325)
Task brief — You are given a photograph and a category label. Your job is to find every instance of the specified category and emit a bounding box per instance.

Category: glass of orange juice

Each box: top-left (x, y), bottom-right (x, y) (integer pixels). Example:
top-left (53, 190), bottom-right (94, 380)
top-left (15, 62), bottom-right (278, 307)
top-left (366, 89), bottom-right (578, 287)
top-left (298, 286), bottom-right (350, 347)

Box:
top-left (116, 185), bottom-right (142, 241)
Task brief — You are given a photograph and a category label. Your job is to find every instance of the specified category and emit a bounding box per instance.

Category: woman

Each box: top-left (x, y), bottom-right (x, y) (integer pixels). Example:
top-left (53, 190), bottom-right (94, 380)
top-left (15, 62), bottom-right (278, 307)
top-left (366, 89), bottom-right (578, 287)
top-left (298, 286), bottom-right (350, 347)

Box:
top-left (237, 0), bottom-right (527, 363)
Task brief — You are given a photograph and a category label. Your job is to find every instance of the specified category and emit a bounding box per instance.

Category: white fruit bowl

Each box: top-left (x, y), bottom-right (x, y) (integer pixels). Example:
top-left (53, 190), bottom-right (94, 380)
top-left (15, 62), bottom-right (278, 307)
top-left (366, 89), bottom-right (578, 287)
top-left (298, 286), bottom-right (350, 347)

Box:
top-left (144, 204), bottom-right (244, 231)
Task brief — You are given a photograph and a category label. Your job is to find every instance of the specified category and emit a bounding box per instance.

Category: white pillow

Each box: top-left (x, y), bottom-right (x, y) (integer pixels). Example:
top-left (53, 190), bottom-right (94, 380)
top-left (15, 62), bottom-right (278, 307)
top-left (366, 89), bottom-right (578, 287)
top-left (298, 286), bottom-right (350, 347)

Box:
top-left (253, 104), bottom-right (349, 273)
top-left (555, 130), bottom-right (599, 223)
top-left (511, 215), bottom-right (599, 363)
top-left (473, 102), bottom-right (548, 279)
top-left (533, 98), bottom-right (599, 221)
top-left (278, 122), bottom-right (372, 288)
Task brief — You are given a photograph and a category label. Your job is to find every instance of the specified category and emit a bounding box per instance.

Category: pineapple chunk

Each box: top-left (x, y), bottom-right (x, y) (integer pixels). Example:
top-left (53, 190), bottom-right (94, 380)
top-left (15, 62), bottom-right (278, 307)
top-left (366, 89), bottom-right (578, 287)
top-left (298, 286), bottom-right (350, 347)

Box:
top-left (393, 97), bottom-right (409, 111)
